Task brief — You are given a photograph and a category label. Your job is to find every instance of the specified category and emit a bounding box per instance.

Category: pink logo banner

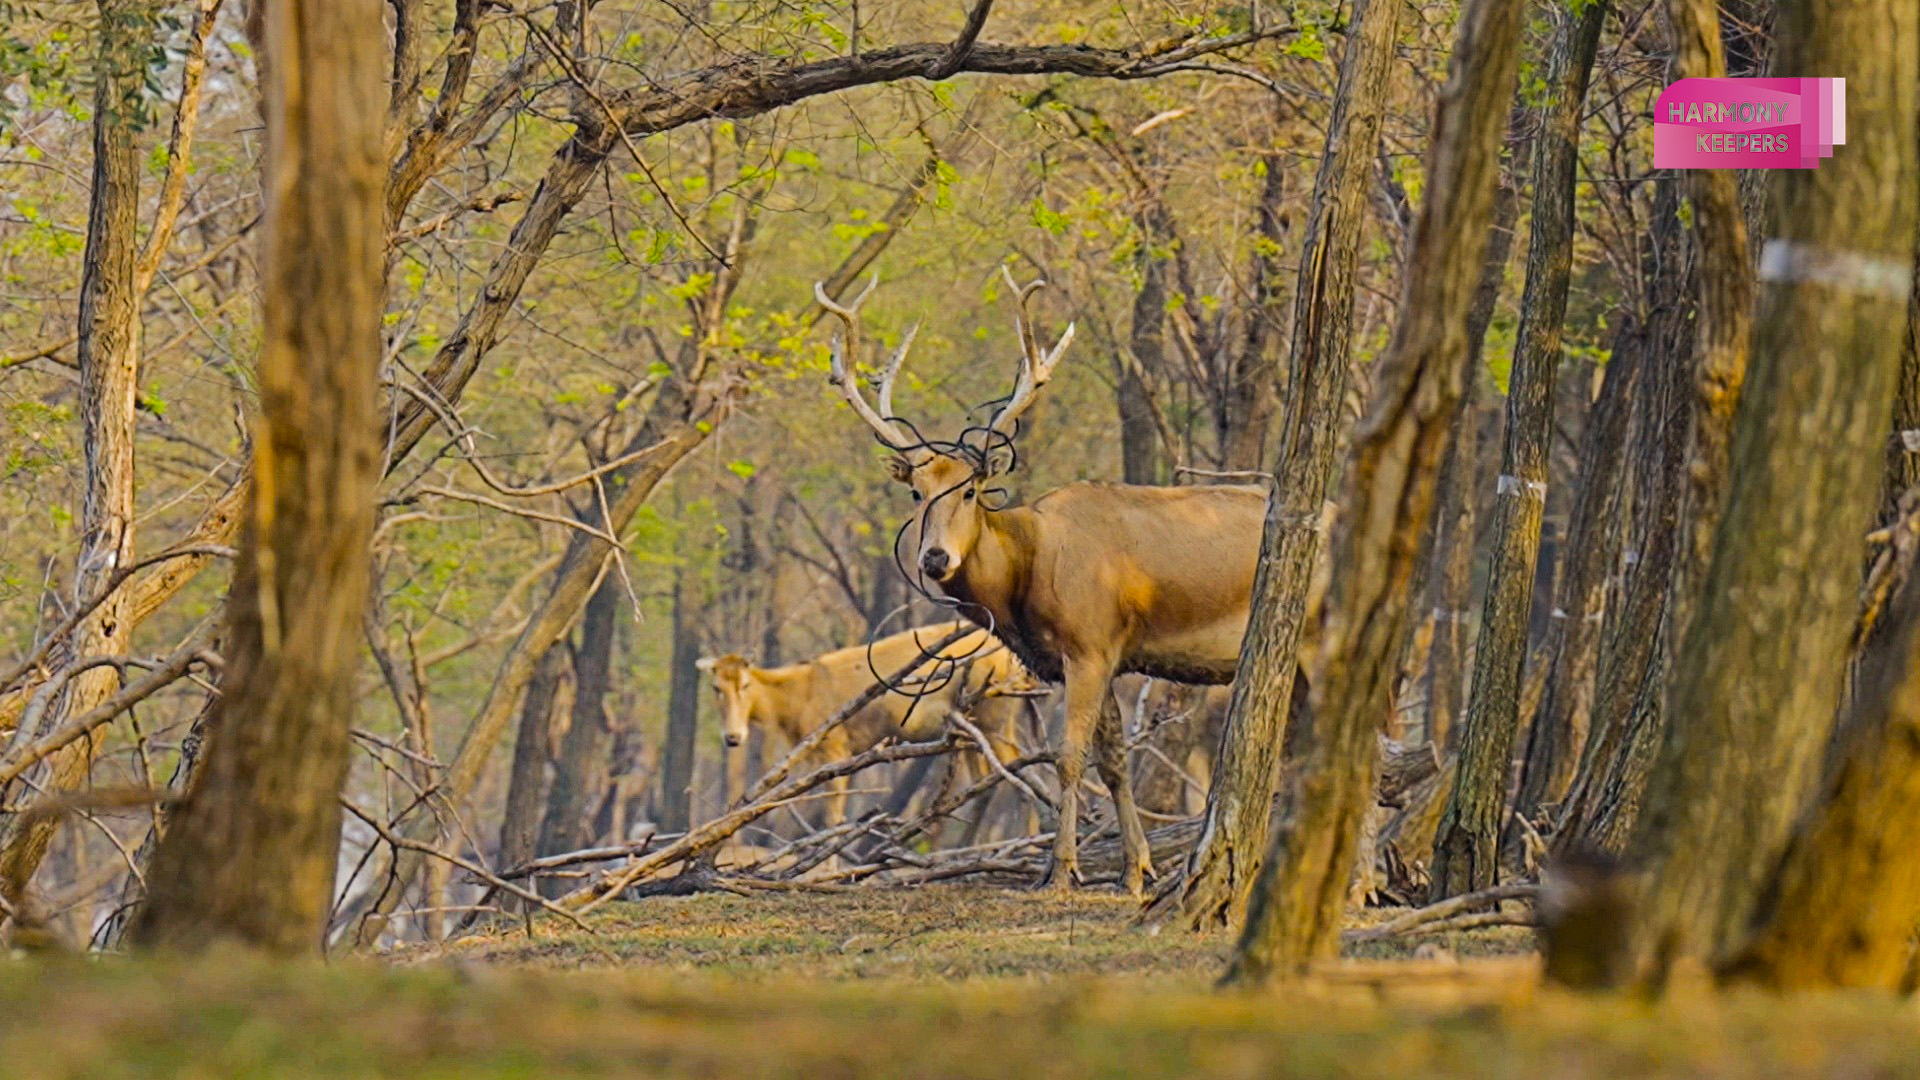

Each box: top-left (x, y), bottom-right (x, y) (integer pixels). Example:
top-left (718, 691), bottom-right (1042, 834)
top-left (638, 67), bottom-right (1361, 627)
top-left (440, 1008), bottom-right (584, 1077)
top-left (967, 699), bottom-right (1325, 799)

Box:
top-left (1654, 77), bottom-right (1846, 169)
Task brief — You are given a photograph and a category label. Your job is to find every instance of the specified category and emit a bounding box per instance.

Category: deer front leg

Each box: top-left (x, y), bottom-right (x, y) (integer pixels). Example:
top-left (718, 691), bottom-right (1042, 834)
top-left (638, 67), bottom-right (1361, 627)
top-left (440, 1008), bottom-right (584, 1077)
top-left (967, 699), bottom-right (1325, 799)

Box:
top-left (1041, 654), bottom-right (1112, 893)
top-left (823, 729), bottom-right (851, 828)
top-left (1093, 685), bottom-right (1153, 898)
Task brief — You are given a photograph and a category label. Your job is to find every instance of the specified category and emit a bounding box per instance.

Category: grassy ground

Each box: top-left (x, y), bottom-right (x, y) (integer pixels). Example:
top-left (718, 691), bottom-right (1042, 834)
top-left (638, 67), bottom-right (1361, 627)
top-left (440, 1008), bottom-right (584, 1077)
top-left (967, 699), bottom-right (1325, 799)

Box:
top-left (5, 888), bottom-right (1918, 1078)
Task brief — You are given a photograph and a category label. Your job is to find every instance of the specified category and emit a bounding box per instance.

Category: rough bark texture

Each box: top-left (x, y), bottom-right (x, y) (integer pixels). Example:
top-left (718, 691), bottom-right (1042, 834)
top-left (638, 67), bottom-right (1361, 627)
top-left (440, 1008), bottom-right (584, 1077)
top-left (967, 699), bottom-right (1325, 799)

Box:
top-left (536, 577), bottom-right (621, 896)
top-left (1154, 0), bottom-right (1401, 932)
top-left (1508, 317), bottom-right (1638, 839)
top-left (1430, 0), bottom-right (1605, 899)
top-left (1410, 181), bottom-right (1518, 751)
top-left (1553, 181), bottom-right (1694, 855)
top-left (1624, 0), bottom-right (1918, 978)
top-left (133, 0), bottom-right (385, 952)
top-left (0, 0), bottom-right (145, 910)
top-left (658, 572), bottom-right (702, 834)
top-left (1730, 557), bottom-right (1920, 989)
top-left (1225, 0), bottom-right (1526, 982)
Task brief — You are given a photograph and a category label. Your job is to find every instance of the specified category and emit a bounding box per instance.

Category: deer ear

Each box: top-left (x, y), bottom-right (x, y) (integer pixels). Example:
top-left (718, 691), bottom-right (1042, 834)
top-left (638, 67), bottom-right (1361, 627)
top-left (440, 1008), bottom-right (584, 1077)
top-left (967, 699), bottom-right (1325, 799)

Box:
top-left (984, 443), bottom-right (1016, 478)
top-left (885, 455), bottom-right (914, 483)
top-left (695, 656), bottom-right (718, 672)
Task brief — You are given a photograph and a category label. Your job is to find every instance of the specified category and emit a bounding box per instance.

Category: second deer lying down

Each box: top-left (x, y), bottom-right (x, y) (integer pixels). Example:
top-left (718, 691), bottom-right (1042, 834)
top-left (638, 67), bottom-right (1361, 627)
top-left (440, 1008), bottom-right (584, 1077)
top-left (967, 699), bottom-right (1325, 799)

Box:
top-left (697, 622), bottom-right (1033, 827)
top-left (821, 270), bottom-right (1285, 897)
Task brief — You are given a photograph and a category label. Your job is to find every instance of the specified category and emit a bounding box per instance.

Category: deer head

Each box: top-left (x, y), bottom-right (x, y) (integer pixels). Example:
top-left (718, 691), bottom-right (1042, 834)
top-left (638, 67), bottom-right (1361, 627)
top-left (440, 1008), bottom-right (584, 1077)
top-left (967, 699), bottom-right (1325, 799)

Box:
top-left (820, 267), bottom-right (1075, 584)
top-left (695, 653), bottom-right (757, 747)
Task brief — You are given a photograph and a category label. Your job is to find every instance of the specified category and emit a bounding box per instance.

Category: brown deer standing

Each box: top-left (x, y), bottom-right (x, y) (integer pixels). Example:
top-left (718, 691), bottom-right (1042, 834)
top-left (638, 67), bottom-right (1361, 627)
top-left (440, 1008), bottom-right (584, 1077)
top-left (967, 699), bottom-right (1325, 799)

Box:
top-left (819, 270), bottom-right (1270, 896)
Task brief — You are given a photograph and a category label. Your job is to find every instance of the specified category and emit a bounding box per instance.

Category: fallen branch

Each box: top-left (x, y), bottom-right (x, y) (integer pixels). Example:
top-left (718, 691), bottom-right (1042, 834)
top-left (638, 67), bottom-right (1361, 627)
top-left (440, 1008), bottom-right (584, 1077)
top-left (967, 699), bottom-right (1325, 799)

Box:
top-left (564, 734), bottom-right (965, 912)
top-left (1341, 882), bottom-right (1538, 943)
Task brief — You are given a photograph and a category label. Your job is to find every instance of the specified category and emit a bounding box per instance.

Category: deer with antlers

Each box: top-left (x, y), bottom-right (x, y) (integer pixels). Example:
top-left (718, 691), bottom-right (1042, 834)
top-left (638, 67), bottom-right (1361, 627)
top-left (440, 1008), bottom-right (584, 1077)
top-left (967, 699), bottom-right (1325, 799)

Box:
top-left (818, 269), bottom-right (1273, 896)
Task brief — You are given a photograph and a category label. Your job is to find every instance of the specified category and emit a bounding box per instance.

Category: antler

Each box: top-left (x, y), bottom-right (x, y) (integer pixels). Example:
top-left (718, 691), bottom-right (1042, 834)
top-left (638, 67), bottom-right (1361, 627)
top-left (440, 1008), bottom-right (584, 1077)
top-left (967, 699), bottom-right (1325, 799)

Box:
top-left (989, 265), bottom-right (1076, 438)
top-left (816, 274), bottom-right (920, 451)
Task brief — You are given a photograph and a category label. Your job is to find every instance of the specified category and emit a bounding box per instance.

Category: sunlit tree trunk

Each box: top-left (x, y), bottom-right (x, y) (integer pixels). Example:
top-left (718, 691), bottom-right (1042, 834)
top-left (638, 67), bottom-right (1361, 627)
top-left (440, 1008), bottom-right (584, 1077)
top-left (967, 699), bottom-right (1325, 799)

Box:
top-left (1624, 0), bottom-right (1917, 979)
top-left (1152, 0), bottom-right (1402, 932)
top-left (1509, 315), bottom-right (1638, 840)
top-left (1225, 0), bottom-right (1527, 981)
top-left (133, 0), bottom-right (385, 952)
top-left (1431, 0), bottom-right (1605, 898)
top-left (1553, 179), bottom-right (1693, 855)
top-left (0, 0), bottom-right (145, 914)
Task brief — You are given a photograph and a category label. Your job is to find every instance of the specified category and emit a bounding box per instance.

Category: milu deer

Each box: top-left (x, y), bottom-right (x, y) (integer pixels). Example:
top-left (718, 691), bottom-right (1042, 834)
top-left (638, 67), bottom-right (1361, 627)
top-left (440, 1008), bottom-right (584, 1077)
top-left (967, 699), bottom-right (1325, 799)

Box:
top-left (819, 270), bottom-right (1273, 896)
top-left (698, 621), bottom-right (1034, 827)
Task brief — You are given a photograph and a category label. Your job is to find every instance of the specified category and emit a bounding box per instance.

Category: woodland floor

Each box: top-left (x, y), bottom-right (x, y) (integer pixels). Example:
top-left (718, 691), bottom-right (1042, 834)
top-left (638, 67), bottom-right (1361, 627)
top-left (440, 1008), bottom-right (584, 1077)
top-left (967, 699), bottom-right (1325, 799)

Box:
top-left (4, 887), bottom-right (1919, 1077)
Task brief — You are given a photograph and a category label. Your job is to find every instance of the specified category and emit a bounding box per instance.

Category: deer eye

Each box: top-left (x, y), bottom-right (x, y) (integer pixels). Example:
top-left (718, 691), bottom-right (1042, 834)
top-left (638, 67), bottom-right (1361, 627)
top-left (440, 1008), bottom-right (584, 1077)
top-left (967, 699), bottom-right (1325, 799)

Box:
top-left (964, 488), bottom-right (976, 501)
top-left (910, 490), bottom-right (924, 504)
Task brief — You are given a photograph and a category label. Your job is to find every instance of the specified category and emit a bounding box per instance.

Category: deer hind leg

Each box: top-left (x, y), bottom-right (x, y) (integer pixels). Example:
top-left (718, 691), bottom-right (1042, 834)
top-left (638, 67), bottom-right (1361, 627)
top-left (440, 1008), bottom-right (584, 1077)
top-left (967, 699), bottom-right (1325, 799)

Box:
top-left (1094, 684), bottom-right (1153, 898)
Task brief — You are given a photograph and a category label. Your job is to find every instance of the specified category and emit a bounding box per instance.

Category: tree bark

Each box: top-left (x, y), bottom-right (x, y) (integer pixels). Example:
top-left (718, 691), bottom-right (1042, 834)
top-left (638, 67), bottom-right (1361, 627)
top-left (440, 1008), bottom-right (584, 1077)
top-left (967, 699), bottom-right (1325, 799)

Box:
top-left (0, 0), bottom-right (145, 912)
top-left (1153, 0), bottom-right (1402, 932)
top-left (658, 570), bottom-right (702, 834)
top-left (1623, 0), bottom-right (1917, 978)
top-left (1728, 552), bottom-right (1920, 989)
top-left (495, 643), bottom-right (568, 885)
top-left (1225, 0), bottom-right (1527, 982)
top-left (1431, 0), bottom-right (1605, 899)
top-left (535, 576), bottom-right (620, 897)
top-left (133, 0), bottom-right (384, 952)
top-left (1508, 316), bottom-right (1639, 839)
top-left (1553, 180), bottom-right (1694, 855)
top-left (1405, 176), bottom-right (1519, 750)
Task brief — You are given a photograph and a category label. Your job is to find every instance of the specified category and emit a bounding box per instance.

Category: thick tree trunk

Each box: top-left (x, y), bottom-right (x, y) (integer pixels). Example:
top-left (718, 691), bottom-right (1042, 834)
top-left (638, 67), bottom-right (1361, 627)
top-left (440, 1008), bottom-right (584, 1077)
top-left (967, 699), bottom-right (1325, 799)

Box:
top-left (0, 0), bottom-right (145, 911)
top-left (1225, 0), bottom-right (1527, 982)
top-left (1623, 0), bottom-right (1917, 979)
top-left (1729, 559), bottom-right (1920, 989)
top-left (658, 572), bottom-right (702, 834)
top-left (1152, 0), bottom-right (1401, 932)
top-left (535, 576), bottom-right (620, 897)
top-left (133, 0), bottom-right (384, 952)
top-left (495, 644), bottom-right (568, 884)
top-left (1508, 318), bottom-right (1639, 839)
top-left (1431, 0), bottom-right (1605, 899)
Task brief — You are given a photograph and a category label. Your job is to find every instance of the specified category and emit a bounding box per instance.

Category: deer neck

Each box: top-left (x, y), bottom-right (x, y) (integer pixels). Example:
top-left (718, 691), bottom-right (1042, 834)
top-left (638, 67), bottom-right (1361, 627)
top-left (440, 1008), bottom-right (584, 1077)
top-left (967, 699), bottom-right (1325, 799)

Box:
top-left (946, 506), bottom-right (1035, 629)
top-left (753, 663), bottom-right (816, 744)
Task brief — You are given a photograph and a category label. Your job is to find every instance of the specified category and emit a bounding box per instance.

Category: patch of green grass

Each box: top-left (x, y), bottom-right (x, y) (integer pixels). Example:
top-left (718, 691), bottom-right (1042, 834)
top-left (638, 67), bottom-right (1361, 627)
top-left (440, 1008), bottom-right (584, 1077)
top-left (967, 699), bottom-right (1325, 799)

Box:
top-left (3, 890), bottom-right (1914, 1078)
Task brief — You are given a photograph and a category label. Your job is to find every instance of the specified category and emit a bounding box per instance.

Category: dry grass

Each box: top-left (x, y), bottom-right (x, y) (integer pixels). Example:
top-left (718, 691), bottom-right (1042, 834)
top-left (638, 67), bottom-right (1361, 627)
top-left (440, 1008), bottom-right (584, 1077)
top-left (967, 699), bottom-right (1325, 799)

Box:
top-left (4, 887), bottom-right (1917, 1078)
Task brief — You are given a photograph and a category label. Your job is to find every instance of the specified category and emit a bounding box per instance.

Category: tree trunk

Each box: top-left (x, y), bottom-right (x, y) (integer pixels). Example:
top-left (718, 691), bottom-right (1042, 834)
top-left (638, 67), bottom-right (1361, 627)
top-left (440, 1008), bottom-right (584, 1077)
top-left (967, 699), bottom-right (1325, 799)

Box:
top-left (1152, 0), bottom-right (1402, 932)
top-left (495, 643), bottom-right (568, 885)
top-left (1406, 178), bottom-right (1519, 750)
top-left (1553, 180), bottom-right (1694, 855)
top-left (1508, 315), bottom-right (1639, 840)
top-left (1220, 138), bottom-right (1290, 473)
top-left (1728, 553), bottom-right (1920, 989)
top-left (0, 0), bottom-right (145, 914)
top-left (1120, 226), bottom-right (1171, 485)
top-left (133, 0), bottom-right (384, 952)
top-left (1225, 0), bottom-right (1527, 982)
top-left (535, 576), bottom-right (620, 897)
top-left (658, 571), bottom-right (702, 834)
top-left (1624, 0), bottom-right (1917, 978)
top-left (1430, 0), bottom-right (1606, 899)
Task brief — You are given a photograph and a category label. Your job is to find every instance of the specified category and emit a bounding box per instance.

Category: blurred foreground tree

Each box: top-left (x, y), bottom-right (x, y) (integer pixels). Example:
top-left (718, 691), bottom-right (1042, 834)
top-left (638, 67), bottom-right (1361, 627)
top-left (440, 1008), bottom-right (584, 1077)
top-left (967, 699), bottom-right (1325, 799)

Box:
top-left (133, 0), bottom-right (386, 951)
